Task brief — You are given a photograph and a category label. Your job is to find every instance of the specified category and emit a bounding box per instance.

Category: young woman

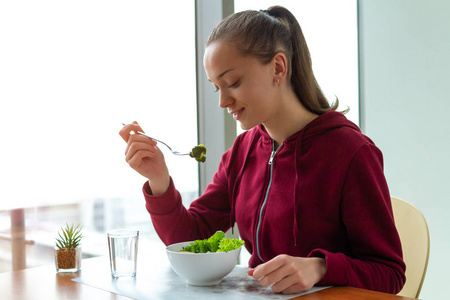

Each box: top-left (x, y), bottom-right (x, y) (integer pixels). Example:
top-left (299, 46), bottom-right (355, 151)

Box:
top-left (120, 6), bottom-right (405, 295)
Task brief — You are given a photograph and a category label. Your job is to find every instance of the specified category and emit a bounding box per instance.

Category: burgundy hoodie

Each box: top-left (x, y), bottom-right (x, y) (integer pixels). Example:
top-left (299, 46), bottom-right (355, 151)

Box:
top-left (144, 111), bottom-right (406, 294)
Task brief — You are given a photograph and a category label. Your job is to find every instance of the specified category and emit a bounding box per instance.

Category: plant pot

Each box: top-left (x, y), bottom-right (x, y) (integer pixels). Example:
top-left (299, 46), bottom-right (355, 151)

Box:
top-left (55, 246), bottom-right (81, 273)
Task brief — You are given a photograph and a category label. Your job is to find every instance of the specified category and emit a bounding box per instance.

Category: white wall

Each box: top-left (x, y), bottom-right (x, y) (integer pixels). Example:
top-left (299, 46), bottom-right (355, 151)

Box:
top-left (358, 1), bottom-right (450, 298)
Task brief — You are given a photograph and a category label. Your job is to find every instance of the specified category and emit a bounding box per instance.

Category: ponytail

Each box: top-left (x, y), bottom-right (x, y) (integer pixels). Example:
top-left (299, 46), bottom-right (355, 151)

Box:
top-left (207, 6), bottom-right (339, 115)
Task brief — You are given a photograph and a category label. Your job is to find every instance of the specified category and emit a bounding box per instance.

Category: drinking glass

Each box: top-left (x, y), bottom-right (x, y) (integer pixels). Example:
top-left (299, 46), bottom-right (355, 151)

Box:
top-left (107, 229), bottom-right (139, 279)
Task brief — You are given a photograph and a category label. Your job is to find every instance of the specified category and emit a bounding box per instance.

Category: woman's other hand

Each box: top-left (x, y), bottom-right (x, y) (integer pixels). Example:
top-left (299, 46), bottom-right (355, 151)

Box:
top-left (247, 254), bottom-right (326, 294)
top-left (119, 121), bottom-right (170, 195)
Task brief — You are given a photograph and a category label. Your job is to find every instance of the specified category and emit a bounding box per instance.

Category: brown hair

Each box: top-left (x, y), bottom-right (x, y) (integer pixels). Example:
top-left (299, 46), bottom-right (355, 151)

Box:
top-left (206, 6), bottom-right (339, 115)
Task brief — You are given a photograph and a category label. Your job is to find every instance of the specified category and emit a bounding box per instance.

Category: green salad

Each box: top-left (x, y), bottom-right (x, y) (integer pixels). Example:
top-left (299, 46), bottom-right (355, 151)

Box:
top-left (181, 231), bottom-right (244, 253)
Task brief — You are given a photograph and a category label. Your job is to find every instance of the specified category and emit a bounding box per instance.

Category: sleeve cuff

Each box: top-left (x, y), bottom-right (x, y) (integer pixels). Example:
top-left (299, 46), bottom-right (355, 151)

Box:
top-left (308, 249), bottom-right (348, 287)
top-left (143, 178), bottom-right (181, 215)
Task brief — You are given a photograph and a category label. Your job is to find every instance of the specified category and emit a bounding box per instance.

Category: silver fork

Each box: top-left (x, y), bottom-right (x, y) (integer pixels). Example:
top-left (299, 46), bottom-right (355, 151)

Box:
top-left (122, 123), bottom-right (190, 156)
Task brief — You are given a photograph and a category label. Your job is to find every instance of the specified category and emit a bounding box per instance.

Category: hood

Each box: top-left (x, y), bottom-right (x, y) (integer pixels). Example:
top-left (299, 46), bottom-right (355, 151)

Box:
top-left (256, 110), bottom-right (361, 145)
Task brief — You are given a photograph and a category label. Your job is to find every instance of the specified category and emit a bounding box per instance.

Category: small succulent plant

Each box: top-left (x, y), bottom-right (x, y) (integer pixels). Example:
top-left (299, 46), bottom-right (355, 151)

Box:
top-left (55, 223), bottom-right (83, 250)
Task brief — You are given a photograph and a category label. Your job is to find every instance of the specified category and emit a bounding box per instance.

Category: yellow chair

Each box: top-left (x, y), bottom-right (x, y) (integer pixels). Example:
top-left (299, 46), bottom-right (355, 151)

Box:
top-left (391, 196), bottom-right (430, 299)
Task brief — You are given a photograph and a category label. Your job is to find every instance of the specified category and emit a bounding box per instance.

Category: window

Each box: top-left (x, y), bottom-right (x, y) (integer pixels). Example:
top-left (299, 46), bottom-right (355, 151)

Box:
top-left (234, 0), bottom-right (359, 130)
top-left (0, 0), bottom-right (196, 271)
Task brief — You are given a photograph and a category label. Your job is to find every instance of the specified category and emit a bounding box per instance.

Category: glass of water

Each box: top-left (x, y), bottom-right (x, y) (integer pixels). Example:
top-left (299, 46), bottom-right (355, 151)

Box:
top-left (107, 229), bottom-right (139, 279)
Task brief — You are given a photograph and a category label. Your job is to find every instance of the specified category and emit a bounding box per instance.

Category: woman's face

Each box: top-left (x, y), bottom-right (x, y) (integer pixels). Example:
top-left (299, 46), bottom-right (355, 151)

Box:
top-left (203, 42), bottom-right (279, 131)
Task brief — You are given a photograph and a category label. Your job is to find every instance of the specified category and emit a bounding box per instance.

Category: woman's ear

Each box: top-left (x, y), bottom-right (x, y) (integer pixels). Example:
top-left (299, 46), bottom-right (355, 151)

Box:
top-left (272, 52), bottom-right (288, 84)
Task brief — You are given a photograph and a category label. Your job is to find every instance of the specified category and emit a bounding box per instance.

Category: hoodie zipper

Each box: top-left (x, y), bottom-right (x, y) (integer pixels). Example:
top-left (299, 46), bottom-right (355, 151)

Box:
top-left (255, 140), bottom-right (278, 262)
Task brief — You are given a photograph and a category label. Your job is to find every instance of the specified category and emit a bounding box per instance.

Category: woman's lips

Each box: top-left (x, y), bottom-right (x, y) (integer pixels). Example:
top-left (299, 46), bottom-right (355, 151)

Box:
top-left (231, 108), bottom-right (244, 121)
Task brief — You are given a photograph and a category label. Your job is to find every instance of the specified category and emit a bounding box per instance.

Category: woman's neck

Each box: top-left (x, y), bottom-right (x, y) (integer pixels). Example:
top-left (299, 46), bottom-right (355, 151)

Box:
top-left (264, 90), bottom-right (318, 148)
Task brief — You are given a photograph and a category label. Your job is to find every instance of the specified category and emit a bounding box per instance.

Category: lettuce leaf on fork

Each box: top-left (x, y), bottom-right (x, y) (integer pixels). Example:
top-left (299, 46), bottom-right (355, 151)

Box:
top-left (181, 231), bottom-right (244, 253)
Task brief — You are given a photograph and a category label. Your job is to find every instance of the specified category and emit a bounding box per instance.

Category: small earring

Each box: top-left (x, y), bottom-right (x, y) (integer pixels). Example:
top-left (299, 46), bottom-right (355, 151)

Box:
top-left (276, 78), bottom-right (280, 85)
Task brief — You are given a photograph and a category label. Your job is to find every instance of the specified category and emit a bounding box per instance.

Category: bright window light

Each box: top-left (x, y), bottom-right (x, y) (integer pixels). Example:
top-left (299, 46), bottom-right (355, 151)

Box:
top-left (0, 0), bottom-right (197, 269)
top-left (235, 0), bottom-right (359, 130)
top-left (0, 1), bottom-right (197, 205)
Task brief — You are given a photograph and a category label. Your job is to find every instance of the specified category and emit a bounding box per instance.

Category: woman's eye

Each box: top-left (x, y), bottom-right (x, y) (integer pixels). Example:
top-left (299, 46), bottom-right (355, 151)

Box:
top-left (212, 80), bottom-right (238, 92)
top-left (228, 81), bottom-right (239, 88)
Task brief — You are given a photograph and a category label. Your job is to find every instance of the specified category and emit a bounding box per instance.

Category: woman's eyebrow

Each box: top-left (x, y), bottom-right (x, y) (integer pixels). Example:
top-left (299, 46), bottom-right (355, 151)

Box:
top-left (217, 68), bottom-right (234, 79)
top-left (207, 69), bottom-right (234, 82)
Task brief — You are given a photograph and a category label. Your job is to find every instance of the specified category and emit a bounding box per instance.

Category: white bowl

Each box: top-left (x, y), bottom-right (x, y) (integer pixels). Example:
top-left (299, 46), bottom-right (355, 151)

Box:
top-left (166, 241), bottom-right (241, 286)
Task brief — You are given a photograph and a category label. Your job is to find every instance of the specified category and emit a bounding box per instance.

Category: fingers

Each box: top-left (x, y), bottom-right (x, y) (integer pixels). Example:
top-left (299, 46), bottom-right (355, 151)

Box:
top-left (126, 149), bottom-right (155, 170)
top-left (119, 121), bottom-right (145, 142)
top-left (124, 134), bottom-right (157, 156)
top-left (124, 131), bottom-right (159, 172)
top-left (253, 256), bottom-right (288, 288)
top-left (270, 267), bottom-right (311, 294)
top-left (249, 255), bottom-right (322, 294)
top-left (270, 272), bottom-right (299, 294)
top-left (251, 254), bottom-right (286, 281)
top-left (125, 141), bottom-right (157, 164)
top-left (274, 279), bottom-right (309, 295)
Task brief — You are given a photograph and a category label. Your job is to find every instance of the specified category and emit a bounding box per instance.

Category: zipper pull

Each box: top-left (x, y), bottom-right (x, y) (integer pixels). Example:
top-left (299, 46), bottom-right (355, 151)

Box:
top-left (268, 150), bottom-right (276, 165)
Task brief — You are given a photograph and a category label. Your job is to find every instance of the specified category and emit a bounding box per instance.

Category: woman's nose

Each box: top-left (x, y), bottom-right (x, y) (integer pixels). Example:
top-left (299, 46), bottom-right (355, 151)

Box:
top-left (219, 90), bottom-right (233, 109)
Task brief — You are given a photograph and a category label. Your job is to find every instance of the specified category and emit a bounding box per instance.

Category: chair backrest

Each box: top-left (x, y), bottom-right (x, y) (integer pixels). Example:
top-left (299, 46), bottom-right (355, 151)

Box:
top-left (391, 196), bottom-right (430, 299)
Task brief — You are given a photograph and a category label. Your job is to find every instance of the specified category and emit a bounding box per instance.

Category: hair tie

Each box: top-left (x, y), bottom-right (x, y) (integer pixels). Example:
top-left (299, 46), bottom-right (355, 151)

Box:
top-left (259, 9), bottom-right (273, 18)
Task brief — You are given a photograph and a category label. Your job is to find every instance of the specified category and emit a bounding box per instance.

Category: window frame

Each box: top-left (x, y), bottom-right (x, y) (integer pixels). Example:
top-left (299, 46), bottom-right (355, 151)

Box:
top-left (195, 0), bottom-right (236, 193)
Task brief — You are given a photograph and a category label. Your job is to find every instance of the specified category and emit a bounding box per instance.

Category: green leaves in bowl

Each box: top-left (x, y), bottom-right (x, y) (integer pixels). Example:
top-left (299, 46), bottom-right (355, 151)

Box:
top-left (181, 231), bottom-right (244, 253)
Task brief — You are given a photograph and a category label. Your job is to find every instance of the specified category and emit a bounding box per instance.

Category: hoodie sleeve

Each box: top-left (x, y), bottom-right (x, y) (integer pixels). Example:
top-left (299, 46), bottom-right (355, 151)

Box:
top-left (308, 144), bottom-right (406, 294)
top-left (143, 152), bottom-right (232, 246)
